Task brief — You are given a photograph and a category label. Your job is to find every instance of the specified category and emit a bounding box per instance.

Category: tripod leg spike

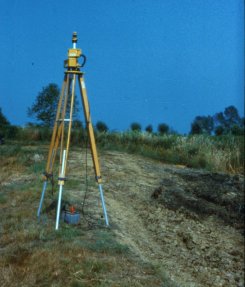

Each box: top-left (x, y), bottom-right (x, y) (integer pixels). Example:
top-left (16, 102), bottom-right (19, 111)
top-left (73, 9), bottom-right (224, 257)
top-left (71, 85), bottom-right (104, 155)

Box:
top-left (55, 184), bottom-right (63, 230)
top-left (98, 184), bottom-right (109, 226)
top-left (37, 180), bottom-right (48, 219)
top-left (55, 149), bottom-right (66, 230)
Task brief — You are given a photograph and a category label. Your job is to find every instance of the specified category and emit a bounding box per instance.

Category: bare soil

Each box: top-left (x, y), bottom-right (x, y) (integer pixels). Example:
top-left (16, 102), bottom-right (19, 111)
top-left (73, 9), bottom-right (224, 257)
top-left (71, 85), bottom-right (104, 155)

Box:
top-left (65, 149), bottom-right (244, 286)
top-left (0, 147), bottom-right (244, 286)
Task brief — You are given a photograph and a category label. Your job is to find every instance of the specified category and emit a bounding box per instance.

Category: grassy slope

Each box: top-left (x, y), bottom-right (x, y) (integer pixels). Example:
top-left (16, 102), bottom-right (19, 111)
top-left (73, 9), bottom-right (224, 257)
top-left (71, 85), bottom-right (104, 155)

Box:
top-left (1, 136), bottom-right (244, 286)
top-left (0, 144), bottom-right (177, 287)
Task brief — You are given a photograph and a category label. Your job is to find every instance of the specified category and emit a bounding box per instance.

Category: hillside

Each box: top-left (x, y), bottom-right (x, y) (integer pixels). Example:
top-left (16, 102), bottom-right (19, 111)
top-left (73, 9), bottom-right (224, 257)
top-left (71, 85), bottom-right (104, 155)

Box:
top-left (0, 144), bottom-right (244, 286)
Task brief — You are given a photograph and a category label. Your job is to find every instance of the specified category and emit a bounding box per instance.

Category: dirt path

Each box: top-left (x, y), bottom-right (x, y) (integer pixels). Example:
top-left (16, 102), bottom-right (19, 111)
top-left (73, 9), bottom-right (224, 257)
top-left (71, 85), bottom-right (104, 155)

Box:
top-left (68, 150), bottom-right (244, 287)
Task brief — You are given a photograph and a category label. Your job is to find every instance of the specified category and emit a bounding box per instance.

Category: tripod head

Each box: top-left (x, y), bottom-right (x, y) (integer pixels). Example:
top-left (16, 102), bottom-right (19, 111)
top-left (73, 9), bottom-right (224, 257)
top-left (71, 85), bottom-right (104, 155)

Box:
top-left (64, 32), bottom-right (86, 69)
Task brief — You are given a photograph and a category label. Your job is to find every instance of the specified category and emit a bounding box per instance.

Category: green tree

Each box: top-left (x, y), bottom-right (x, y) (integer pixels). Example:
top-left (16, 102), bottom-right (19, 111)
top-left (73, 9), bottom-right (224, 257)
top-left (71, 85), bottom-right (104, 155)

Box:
top-left (214, 112), bottom-right (226, 130)
top-left (73, 119), bottom-right (84, 129)
top-left (130, 122), bottom-right (141, 132)
top-left (158, 123), bottom-right (169, 135)
top-left (214, 106), bottom-right (243, 134)
top-left (190, 122), bottom-right (202, 134)
top-left (0, 108), bottom-right (19, 139)
top-left (96, 121), bottom-right (108, 132)
top-left (231, 124), bottom-right (244, 136)
top-left (224, 105), bottom-right (241, 127)
top-left (0, 108), bottom-right (10, 140)
top-left (214, 125), bottom-right (224, 136)
top-left (0, 108), bottom-right (10, 127)
top-left (27, 83), bottom-right (79, 127)
top-left (145, 124), bottom-right (153, 133)
top-left (190, 116), bottom-right (214, 135)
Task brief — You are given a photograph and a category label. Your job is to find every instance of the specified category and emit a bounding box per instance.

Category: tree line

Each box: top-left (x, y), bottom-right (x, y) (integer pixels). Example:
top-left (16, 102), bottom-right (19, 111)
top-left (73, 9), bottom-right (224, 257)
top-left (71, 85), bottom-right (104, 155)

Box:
top-left (0, 83), bottom-right (244, 138)
top-left (190, 106), bottom-right (244, 136)
top-left (25, 83), bottom-right (174, 135)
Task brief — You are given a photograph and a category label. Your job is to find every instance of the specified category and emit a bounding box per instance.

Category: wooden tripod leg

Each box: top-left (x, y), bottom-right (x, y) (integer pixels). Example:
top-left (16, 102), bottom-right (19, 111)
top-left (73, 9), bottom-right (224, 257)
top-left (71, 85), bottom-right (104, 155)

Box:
top-left (38, 75), bottom-right (69, 218)
top-left (78, 75), bottom-right (109, 226)
top-left (78, 75), bottom-right (102, 183)
top-left (45, 75), bottom-right (68, 176)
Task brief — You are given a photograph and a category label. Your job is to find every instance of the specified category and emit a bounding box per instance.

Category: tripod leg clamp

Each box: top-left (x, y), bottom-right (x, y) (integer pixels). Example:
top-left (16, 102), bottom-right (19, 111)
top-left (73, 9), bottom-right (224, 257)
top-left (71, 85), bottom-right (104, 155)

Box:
top-left (58, 177), bottom-right (66, 185)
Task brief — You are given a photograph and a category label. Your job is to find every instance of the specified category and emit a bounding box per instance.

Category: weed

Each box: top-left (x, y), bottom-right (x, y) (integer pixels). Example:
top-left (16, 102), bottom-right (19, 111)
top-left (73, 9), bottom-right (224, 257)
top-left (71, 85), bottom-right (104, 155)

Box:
top-left (84, 230), bottom-right (129, 255)
top-left (65, 178), bottom-right (83, 189)
top-left (0, 192), bottom-right (7, 204)
top-left (152, 264), bottom-right (180, 287)
top-left (71, 281), bottom-right (87, 287)
top-left (72, 258), bottom-right (112, 287)
top-left (55, 224), bottom-right (84, 241)
top-left (71, 229), bottom-right (129, 255)
top-left (1, 144), bottom-right (22, 155)
top-left (31, 161), bottom-right (45, 174)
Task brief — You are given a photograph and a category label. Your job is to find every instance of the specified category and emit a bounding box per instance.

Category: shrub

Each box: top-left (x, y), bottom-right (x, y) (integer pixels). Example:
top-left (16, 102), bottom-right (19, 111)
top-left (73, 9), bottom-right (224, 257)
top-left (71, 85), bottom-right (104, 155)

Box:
top-left (130, 122), bottom-right (141, 132)
top-left (158, 123), bottom-right (169, 135)
top-left (96, 121), bottom-right (108, 133)
top-left (145, 124), bottom-right (153, 133)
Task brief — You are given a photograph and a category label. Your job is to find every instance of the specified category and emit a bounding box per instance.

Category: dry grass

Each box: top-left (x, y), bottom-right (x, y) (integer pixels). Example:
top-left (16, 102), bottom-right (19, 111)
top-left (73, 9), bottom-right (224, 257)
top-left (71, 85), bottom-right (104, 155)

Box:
top-left (94, 132), bottom-right (244, 173)
top-left (0, 144), bottom-right (176, 287)
top-left (1, 140), bottom-right (243, 286)
top-left (172, 135), bottom-right (244, 173)
top-left (8, 128), bottom-right (244, 173)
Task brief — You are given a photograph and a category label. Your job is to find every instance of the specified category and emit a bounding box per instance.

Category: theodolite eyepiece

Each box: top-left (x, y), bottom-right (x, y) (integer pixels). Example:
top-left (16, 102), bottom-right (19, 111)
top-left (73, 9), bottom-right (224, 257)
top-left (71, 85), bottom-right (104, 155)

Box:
top-left (72, 32), bottom-right (78, 44)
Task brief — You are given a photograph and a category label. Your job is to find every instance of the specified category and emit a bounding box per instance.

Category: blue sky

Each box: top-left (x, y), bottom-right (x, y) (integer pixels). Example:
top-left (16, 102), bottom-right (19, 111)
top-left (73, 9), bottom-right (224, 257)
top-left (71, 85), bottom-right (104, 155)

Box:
top-left (0, 0), bottom-right (244, 134)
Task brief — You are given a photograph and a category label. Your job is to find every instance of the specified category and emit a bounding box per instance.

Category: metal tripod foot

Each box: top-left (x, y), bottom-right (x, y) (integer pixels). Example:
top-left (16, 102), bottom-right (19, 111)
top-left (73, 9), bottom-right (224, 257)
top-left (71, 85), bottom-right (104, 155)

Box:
top-left (37, 181), bottom-right (48, 219)
top-left (55, 149), bottom-right (66, 230)
top-left (55, 184), bottom-right (63, 230)
top-left (98, 184), bottom-right (109, 226)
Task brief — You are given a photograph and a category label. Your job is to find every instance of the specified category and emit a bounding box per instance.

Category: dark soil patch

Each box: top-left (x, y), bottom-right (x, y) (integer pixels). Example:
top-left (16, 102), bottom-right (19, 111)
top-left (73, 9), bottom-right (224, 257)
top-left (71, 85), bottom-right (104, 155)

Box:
top-left (152, 169), bottom-right (244, 233)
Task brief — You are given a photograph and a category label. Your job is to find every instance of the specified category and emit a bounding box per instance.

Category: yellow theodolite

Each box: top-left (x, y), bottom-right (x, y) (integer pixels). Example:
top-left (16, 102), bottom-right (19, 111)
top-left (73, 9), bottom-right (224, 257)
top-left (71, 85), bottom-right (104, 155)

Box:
top-left (37, 32), bottom-right (109, 230)
top-left (64, 32), bottom-right (82, 69)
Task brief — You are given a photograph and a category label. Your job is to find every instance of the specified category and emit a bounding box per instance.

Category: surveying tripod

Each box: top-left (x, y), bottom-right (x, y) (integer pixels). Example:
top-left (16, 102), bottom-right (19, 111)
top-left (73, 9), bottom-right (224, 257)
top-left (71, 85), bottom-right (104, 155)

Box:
top-left (37, 32), bottom-right (109, 230)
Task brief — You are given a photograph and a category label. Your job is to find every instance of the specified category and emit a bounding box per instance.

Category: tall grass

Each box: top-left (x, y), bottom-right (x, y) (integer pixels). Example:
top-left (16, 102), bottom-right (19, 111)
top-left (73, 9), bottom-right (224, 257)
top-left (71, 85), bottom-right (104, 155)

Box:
top-left (173, 135), bottom-right (244, 172)
top-left (4, 126), bottom-right (244, 173)
top-left (95, 132), bottom-right (244, 173)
